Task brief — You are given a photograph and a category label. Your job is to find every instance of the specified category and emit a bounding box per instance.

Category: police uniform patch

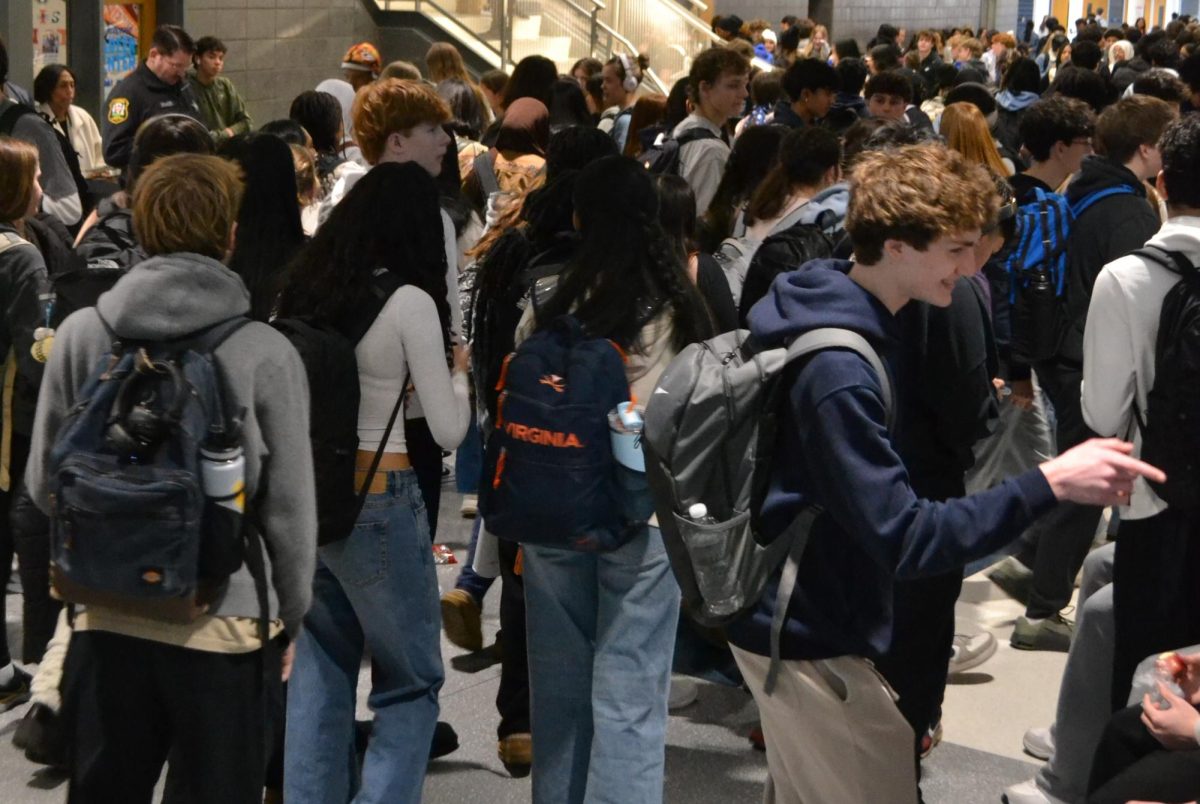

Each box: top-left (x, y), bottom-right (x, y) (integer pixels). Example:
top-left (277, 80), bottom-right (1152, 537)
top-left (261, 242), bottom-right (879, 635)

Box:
top-left (107, 97), bottom-right (130, 124)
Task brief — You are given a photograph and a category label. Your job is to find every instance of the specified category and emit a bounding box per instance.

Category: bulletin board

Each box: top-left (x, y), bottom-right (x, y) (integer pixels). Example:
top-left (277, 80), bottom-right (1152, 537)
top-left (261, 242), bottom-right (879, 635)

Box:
top-left (32, 0), bottom-right (68, 76)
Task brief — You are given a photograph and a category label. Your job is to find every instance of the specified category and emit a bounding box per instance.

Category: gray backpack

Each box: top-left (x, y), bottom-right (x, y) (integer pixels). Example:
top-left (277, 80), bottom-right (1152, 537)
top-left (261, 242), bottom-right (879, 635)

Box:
top-left (712, 204), bottom-right (811, 309)
top-left (643, 327), bottom-right (892, 693)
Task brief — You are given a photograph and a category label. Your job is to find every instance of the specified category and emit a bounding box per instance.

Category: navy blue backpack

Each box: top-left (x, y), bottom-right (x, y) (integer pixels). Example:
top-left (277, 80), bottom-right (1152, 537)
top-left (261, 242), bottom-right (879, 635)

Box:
top-left (48, 316), bottom-right (252, 622)
top-left (479, 315), bottom-right (637, 551)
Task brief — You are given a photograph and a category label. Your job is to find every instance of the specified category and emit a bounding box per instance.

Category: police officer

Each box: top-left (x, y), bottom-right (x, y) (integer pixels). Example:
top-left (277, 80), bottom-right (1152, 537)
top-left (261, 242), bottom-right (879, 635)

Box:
top-left (101, 25), bottom-right (202, 171)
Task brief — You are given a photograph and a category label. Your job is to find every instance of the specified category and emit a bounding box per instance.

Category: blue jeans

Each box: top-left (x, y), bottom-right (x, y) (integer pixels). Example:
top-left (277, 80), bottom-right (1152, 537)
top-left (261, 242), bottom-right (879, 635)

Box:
top-left (523, 525), bottom-right (680, 804)
top-left (455, 416), bottom-right (482, 494)
top-left (284, 469), bottom-right (443, 804)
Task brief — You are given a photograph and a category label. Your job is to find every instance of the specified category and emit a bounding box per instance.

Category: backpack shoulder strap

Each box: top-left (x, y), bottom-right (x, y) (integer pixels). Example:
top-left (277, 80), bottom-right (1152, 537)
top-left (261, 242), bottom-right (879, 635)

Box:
top-left (189, 316), bottom-right (253, 355)
top-left (1070, 184), bottom-right (1137, 217)
top-left (784, 327), bottom-right (894, 422)
top-left (474, 150), bottom-right (501, 198)
top-left (675, 127), bottom-right (720, 147)
top-left (1131, 245), bottom-right (1196, 277)
top-left (767, 201), bottom-right (813, 239)
top-left (763, 326), bottom-right (892, 696)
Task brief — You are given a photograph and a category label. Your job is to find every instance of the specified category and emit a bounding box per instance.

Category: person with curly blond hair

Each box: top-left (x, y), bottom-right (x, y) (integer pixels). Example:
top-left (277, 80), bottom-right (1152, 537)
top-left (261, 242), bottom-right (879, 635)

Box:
top-left (727, 141), bottom-right (1165, 804)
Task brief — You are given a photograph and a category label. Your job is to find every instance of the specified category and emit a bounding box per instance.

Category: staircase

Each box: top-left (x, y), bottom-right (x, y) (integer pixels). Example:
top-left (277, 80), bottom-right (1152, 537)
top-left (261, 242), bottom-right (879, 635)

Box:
top-left (367, 0), bottom-right (735, 94)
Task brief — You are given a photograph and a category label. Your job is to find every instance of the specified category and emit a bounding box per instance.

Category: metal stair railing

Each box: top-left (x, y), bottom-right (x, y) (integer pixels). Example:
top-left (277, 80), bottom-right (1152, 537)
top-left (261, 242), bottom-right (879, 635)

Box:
top-left (373, 0), bottom-right (732, 93)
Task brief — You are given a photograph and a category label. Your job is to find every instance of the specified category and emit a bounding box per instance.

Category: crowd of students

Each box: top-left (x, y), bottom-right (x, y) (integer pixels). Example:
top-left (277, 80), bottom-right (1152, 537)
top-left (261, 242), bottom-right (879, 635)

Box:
top-left (0, 8), bottom-right (1198, 804)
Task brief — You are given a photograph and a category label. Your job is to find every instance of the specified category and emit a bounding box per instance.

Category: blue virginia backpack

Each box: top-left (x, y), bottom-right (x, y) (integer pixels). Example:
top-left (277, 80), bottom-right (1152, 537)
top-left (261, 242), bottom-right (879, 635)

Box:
top-left (479, 314), bottom-right (640, 552)
top-left (48, 315), bottom-right (253, 622)
top-left (1005, 184), bottom-right (1136, 363)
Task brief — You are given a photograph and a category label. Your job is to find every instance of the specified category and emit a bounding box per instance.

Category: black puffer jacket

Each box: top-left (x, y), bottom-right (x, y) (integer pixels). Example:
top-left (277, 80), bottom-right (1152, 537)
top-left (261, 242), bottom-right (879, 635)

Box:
top-left (1059, 155), bottom-right (1160, 364)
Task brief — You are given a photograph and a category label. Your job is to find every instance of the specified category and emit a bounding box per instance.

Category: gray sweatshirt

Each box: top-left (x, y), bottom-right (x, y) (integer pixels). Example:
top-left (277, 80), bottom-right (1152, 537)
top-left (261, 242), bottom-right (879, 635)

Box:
top-left (26, 253), bottom-right (316, 636)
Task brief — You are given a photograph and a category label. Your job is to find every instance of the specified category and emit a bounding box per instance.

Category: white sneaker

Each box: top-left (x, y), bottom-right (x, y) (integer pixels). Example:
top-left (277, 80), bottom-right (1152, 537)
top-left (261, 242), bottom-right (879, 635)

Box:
top-left (1002, 778), bottom-right (1068, 804)
top-left (948, 631), bottom-right (997, 674)
top-left (668, 676), bottom-right (698, 711)
top-left (1022, 725), bottom-right (1055, 760)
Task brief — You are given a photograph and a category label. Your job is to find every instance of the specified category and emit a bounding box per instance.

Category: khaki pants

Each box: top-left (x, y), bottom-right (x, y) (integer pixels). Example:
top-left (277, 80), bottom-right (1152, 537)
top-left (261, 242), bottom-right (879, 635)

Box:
top-left (732, 645), bottom-right (917, 804)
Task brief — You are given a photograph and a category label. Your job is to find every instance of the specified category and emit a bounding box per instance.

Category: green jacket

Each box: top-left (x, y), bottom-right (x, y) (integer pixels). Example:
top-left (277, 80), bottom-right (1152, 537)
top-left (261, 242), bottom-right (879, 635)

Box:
top-left (187, 72), bottom-right (252, 141)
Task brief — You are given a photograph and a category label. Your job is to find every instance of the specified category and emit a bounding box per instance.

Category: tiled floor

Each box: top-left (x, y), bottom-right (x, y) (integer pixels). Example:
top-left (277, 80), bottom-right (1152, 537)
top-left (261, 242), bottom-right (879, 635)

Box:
top-left (0, 485), bottom-right (1066, 803)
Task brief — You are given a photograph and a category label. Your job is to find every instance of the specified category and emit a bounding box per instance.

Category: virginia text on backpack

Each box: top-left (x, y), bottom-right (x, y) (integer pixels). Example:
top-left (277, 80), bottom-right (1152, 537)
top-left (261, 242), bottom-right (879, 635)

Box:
top-left (48, 315), bottom-right (252, 622)
top-left (643, 327), bottom-right (893, 693)
top-left (480, 314), bottom-right (646, 551)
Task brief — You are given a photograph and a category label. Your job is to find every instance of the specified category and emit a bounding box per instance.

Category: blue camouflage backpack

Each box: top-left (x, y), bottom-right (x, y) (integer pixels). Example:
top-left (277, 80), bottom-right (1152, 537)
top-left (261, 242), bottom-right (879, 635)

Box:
top-left (479, 314), bottom-right (640, 551)
top-left (1005, 185), bottom-right (1136, 363)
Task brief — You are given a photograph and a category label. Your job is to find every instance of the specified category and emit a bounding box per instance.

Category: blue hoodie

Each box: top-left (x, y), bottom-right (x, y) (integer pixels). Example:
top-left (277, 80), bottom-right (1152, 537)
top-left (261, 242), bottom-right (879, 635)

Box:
top-left (726, 261), bottom-right (1057, 661)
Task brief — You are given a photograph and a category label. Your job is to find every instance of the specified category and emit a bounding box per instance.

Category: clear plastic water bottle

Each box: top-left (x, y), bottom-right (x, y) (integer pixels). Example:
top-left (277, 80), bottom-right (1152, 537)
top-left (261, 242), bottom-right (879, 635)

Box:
top-left (688, 503), bottom-right (716, 525)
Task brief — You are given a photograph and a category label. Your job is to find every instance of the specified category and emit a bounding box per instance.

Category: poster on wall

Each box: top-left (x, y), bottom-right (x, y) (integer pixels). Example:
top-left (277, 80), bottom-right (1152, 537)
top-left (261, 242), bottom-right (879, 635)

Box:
top-left (104, 5), bottom-right (140, 96)
top-left (32, 0), bottom-right (68, 76)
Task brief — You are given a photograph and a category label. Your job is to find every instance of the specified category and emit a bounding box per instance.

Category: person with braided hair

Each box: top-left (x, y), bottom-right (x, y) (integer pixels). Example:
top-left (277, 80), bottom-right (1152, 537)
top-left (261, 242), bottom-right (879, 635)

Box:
top-left (515, 154), bottom-right (714, 803)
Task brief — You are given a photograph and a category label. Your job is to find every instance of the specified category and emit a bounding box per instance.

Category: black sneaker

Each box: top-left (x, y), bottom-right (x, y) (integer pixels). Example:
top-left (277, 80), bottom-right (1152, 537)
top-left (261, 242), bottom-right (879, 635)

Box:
top-left (430, 721), bottom-right (459, 759)
top-left (0, 665), bottom-right (31, 711)
top-left (13, 702), bottom-right (67, 769)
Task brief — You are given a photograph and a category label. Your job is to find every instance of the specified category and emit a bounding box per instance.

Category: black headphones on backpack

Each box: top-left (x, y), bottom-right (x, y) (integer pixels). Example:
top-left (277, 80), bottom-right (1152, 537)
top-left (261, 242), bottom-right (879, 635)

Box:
top-left (106, 350), bottom-right (190, 458)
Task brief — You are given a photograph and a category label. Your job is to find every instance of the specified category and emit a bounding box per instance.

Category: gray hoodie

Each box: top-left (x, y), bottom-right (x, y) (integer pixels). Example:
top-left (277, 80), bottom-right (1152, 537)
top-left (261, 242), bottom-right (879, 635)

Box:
top-left (26, 253), bottom-right (316, 636)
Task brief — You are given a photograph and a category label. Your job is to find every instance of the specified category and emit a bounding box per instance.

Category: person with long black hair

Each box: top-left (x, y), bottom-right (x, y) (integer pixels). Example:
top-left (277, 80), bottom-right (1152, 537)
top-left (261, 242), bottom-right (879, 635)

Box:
top-left (280, 161), bottom-right (469, 804)
top-left (218, 133), bottom-right (305, 322)
top-left (519, 155), bottom-right (713, 803)
top-left (654, 174), bottom-right (737, 332)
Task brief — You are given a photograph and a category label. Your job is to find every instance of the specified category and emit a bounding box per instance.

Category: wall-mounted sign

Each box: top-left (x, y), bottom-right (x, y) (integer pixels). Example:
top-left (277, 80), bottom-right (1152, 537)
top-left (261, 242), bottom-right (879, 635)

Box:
top-left (32, 0), bottom-right (68, 76)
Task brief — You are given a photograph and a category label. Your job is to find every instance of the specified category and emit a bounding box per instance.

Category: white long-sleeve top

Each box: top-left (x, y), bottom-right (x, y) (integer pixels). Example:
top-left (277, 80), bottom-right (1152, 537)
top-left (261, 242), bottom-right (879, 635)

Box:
top-left (356, 284), bottom-right (470, 453)
top-left (1081, 216), bottom-right (1200, 520)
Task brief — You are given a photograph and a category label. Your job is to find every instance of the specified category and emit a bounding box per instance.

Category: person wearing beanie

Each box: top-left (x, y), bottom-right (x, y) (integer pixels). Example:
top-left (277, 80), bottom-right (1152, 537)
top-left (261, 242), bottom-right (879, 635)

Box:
top-left (342, 41), bottom-right (382, 91)
top-left (756, 29), bottom-right (778, 64)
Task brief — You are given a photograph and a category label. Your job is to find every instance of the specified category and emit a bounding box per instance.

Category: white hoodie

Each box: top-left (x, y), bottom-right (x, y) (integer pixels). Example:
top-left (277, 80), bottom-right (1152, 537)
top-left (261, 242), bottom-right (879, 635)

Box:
top-left (1081, 215), bottom-right (1200, 520)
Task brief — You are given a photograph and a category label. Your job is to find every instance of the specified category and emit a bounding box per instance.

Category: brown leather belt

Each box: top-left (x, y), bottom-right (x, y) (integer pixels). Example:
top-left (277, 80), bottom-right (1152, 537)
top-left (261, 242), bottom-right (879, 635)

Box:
top-left (355, 450), bottom-right (410, 494)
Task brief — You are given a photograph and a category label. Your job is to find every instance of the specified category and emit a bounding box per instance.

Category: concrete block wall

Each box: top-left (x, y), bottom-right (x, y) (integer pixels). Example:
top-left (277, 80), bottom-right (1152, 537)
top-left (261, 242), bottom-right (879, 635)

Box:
top-left (720, 0), bottom-right (988, 47)
top-left (831, 0), bottom-right (988, 47)
top-left (184, 0), bottom-right (379, 127)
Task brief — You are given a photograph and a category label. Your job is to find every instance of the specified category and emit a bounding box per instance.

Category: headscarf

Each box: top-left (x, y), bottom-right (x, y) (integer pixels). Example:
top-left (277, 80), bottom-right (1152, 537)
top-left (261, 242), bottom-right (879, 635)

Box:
top-left (493, 98), bottom-right (550, 157)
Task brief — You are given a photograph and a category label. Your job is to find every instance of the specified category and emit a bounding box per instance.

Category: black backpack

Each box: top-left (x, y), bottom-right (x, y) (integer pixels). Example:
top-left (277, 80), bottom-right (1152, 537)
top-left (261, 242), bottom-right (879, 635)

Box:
top-left (473, 232), bottom-right (575, 425)
top-left (0, 102), bottom-right (92, 219)
top-left (1132, 246), bottom-right (1200, 510)
top-left (272, 271), bottom-right (404, 545)
top-left (639, 127), bottom-right (720, 176)
top-left (737, 221), bottom-right (835, 325)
